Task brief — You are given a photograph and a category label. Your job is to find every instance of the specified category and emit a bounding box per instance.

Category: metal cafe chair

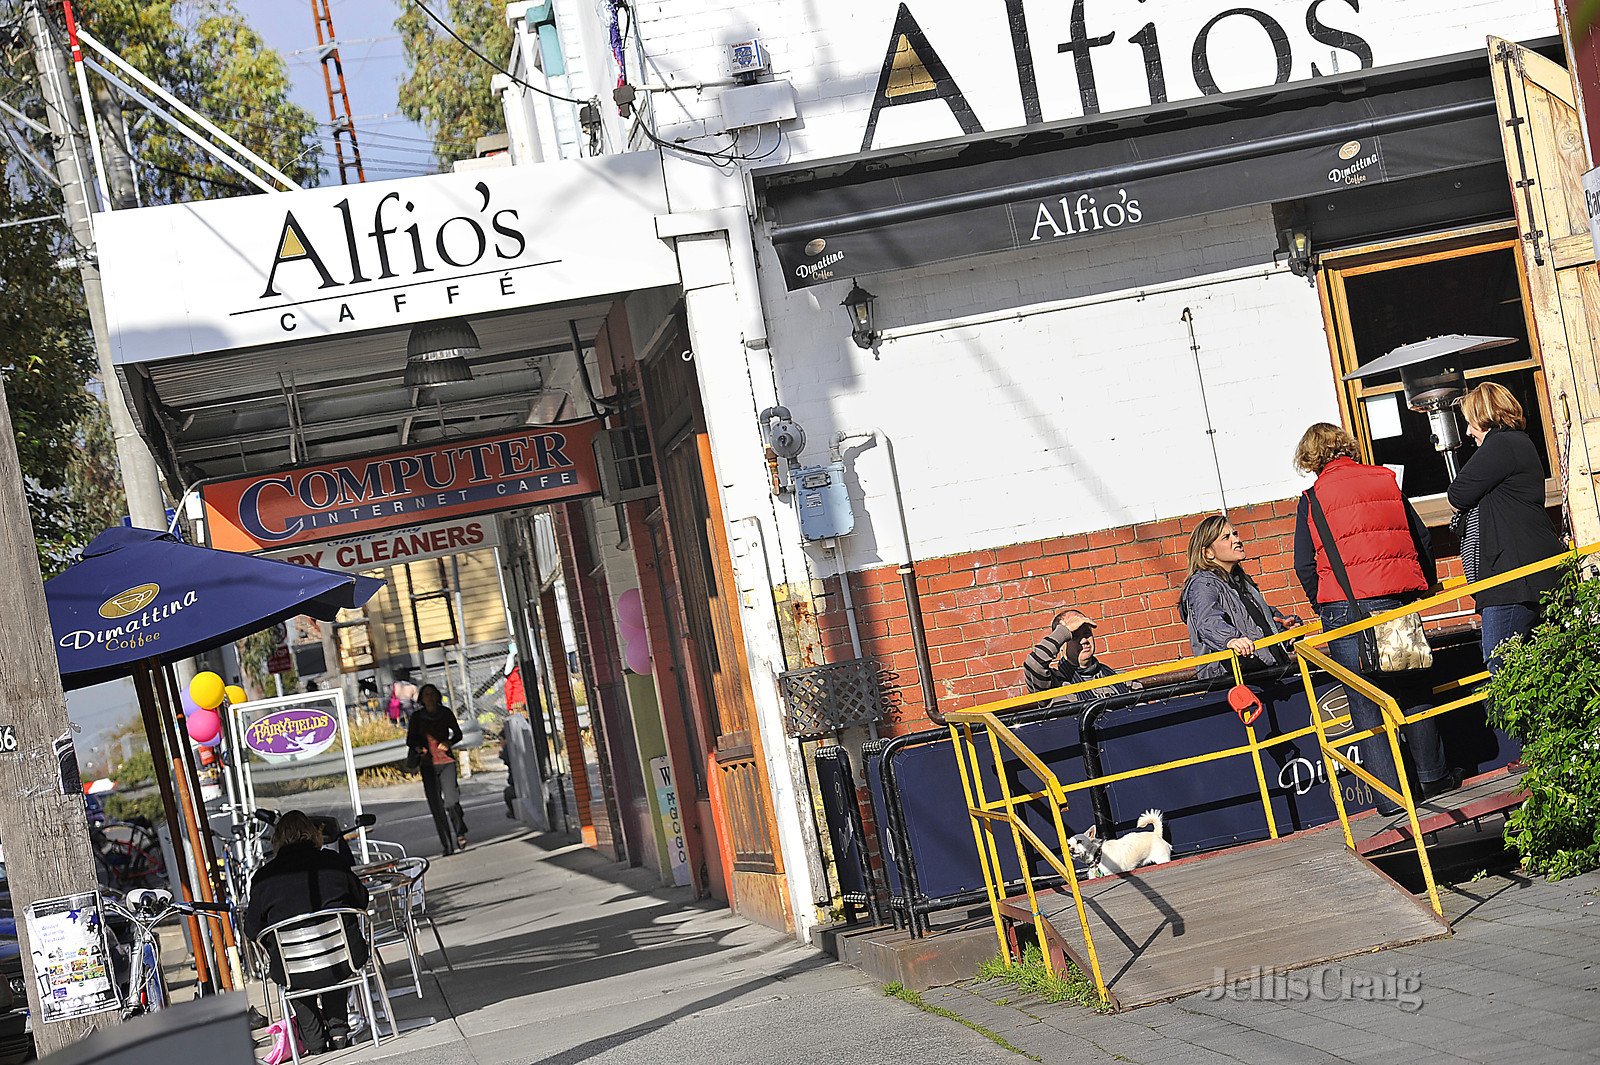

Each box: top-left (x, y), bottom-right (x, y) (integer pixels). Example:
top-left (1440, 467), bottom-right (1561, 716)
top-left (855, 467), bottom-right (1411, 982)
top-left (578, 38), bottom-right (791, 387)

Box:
top-left (366, 872), bottom-right (425, 998)
top-left (256, 907), bottom-right (396, 1062)
top-left (363, 838), bottom-right (408, 862)
top-left (392, 856), bottom-right (454, 972)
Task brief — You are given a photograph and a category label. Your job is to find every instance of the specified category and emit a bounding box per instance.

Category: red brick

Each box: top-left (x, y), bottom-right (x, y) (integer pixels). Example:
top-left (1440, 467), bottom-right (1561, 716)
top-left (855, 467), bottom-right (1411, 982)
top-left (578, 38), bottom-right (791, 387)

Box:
top-left (927, 571), bottom-right (976, 593)
top-left (960, 619), bottom-right (1008, 641)
top-left (1039, 534), bottom-right (1090, 555)
top-left (996, 541), bottom-right (1044, 564)
top-left (918, 556), bottom-right (953, 576)
top-left (964, 575), bottom-right (1014, 597)
top-left (1021, 553), bottom-right (1073, 577)
top-left (1122, 574), bottom-right (1170, 595)
top-left (1114, 540), bottom-right (1164, 562)
top-left (932, 659), bottom-right (968, 681)
top-left (1094, 562), bottom-right (1145, 584)
top-left (1073, 547), bottom-right (1118, 568)
top-left (1046, 570), bottom-right (1097, 592)
top-left (1085, 526), bottom-right (1136, 548)
top-left (930, 606), bottom-right (983, 629)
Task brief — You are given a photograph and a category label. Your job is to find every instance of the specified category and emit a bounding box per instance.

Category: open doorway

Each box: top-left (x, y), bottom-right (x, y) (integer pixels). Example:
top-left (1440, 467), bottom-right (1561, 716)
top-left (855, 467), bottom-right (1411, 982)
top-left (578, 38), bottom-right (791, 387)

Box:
top-left (1320, 225), bottom-right (1559, 519)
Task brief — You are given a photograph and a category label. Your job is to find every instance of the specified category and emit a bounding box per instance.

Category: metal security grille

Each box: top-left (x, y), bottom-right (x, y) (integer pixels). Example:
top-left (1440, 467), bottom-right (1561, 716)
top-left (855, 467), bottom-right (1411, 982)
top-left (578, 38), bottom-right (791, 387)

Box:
top-left (779, 658), bottom-right (886, 739)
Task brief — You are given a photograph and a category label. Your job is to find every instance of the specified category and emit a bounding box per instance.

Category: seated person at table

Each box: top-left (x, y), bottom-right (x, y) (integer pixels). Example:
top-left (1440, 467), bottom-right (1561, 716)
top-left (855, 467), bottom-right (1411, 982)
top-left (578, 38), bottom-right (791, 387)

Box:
top-left (1022, 608), bottom-right (1139, 703)
top-left (244, 810), bottom-right (370, 1054)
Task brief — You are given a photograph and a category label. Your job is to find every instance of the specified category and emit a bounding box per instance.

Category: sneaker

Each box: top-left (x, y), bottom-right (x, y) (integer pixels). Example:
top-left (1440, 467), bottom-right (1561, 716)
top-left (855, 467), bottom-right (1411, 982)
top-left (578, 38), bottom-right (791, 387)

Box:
top-left (456, 834), bottom-right (468, 850)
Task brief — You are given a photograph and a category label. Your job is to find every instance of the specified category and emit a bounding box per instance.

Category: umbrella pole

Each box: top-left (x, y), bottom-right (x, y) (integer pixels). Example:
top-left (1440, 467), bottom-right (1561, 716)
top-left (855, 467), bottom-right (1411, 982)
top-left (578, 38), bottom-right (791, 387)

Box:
top-left (133, 662), bottom-right (214, 993)
top-left (157, 665), bottom-right (238, 992)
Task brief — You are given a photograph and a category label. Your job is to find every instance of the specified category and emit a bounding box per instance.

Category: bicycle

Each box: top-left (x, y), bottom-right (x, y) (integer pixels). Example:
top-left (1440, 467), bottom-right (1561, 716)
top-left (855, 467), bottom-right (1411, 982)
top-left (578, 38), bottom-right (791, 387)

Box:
top-left (89, 817), bottom-right (166, 894)
top-left (101, 888), bottom-right (231, 1017)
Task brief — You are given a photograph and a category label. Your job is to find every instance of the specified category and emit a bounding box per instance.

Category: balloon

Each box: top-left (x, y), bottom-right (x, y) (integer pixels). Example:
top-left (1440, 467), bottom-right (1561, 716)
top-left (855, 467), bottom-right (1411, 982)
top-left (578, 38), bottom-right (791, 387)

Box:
top-left (624, 640), bottom-right (652, 675)
top-left (202, 734), bottom-right (223, 749)
top-left (189, 671), bottom-right (226, 710)
top-left (224, 684), bottom-right (247, 706)
top-left (186, 709), bottom-right (221, 744)
top-left (180, 693), bottom-right (201, 717)
top-left (616, 589), bottom-right (645, 632)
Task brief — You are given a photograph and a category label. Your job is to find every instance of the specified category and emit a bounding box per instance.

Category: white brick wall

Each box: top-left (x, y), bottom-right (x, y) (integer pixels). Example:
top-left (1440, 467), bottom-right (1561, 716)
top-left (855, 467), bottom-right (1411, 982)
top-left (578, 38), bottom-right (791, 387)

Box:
top-left (754, 206), bottom-right (1337, 565)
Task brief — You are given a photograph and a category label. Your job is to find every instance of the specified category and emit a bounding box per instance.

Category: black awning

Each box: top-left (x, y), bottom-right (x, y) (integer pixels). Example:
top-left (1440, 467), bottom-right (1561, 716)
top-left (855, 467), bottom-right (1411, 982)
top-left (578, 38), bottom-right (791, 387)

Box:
top-left (754, 49), bottom-right (1518, 291)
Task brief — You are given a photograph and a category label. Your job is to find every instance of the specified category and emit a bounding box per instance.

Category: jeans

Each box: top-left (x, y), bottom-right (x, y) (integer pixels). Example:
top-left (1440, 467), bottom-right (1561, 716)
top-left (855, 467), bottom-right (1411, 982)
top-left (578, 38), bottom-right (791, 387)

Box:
top-left (1317, 598), bottom-right (1448, 806)
top-left (1481, 602), bottom-right (1539, 677)
top-left (421, 760), bottom-right (467, 853)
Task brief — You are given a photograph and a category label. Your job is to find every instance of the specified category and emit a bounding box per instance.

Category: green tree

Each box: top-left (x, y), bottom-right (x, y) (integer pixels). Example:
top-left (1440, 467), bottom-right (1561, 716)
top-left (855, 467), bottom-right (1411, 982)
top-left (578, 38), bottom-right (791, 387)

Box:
top-left (0, 175), bottom-right (124, 575)
top-left (0, 1), bottom-right (318, 570)
top-left (396, 0), bottom-right (509, 164)
top-left (1486, 559), bottom-right (1600, 880)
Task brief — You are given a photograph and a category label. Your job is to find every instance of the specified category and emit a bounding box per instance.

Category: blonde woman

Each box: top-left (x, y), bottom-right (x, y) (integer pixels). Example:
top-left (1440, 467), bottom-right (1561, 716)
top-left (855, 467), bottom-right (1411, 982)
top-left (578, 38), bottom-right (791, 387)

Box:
top-left (1291, 422), bottom-right (1457, 812)
top-left (1178, 515), bottom-right (1298, 680)
top-left (1447, 382), bottom-right (1565, 674)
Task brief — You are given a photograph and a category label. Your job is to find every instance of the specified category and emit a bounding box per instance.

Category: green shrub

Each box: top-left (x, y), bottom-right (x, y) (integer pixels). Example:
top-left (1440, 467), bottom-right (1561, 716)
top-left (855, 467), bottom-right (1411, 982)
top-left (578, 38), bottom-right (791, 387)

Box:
top-left (1486, 558), bottom-right (1600, 880)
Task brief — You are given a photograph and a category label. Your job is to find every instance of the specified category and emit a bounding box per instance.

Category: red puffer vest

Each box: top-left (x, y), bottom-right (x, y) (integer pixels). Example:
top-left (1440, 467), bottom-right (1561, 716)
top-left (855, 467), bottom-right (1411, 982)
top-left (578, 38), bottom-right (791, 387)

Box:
top-left (1306, 457), bottom-right (1427, 603)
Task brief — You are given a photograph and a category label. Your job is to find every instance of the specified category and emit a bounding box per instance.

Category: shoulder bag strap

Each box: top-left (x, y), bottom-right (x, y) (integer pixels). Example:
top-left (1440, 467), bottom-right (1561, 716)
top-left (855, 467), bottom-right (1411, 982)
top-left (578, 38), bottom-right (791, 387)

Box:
top-left (1305, 488), bottom-right (1364, 616)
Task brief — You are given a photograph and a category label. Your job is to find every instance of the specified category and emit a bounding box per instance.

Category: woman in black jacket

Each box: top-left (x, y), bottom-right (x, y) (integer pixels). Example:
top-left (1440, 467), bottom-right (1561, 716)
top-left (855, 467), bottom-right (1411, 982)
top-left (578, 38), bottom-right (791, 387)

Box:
top-left (407, 684), bottom-right (467, 854)
top-left (244, 811), bottom-right (369, 1053)
top-left (1447, 382), bottom-right (1566, 674)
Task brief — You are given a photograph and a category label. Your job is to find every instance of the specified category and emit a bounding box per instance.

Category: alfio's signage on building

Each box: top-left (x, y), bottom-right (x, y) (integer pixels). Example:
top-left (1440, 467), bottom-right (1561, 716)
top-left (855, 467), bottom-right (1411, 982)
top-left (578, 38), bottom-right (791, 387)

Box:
top-left (201, 421), bottom-right (602, 553)
top-left (94, 152), bottom-right (679, 364)
top-left (263, 516), bottom-right (501, 573)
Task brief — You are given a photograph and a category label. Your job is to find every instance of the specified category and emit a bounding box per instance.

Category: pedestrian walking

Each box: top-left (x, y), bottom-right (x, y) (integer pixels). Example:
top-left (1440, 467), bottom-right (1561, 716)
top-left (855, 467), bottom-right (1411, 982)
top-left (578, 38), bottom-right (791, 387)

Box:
top-left (407, 684), bottom-right (468, 854)
top-left (1446, 382), bottom-right (1566, 674)
top-left (1291, 422), bottom-right (1461, 814)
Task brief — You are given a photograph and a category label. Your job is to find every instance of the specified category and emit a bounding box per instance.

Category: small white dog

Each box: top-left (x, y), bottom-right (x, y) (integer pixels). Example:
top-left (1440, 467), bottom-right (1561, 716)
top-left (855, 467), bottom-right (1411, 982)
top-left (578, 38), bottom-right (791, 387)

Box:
top-left (1068, 810), bottom-right (1172, 878)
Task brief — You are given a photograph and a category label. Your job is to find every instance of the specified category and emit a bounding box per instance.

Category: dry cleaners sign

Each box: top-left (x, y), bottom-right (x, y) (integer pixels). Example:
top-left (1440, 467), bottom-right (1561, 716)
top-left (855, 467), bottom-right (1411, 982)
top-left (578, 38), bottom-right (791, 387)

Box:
top-left (94, 151), bottom-right (679, 364)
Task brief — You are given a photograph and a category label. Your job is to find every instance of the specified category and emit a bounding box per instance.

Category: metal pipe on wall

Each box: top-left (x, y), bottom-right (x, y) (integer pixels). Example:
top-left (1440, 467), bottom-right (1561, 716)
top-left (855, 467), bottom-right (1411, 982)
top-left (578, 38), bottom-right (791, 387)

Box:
top-left (831, 429), bottom-right (940, 722)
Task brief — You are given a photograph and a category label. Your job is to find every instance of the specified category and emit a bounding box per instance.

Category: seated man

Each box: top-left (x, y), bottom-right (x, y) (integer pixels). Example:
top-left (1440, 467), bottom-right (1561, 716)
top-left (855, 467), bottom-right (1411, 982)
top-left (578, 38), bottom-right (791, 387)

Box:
top-left (244, 810), bottom-right (370, 1054)
top-left (1022, 608), bottom-right (1139, 702)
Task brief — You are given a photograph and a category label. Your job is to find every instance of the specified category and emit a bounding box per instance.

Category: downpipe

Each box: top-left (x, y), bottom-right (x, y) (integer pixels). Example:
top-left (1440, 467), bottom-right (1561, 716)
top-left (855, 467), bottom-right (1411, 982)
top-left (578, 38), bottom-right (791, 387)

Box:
top-left (831, 428), bottom-right (941, 723)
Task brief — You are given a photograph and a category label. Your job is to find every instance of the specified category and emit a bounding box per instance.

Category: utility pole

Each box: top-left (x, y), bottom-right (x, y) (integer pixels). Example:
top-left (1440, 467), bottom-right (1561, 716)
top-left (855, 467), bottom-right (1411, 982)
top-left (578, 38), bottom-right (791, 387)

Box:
top-left (0, 380), bottom-right (114, 1052)
top-left (23, 0), bottom-right (170, 530)
top-left (311, 0), bottom-right (366, 184)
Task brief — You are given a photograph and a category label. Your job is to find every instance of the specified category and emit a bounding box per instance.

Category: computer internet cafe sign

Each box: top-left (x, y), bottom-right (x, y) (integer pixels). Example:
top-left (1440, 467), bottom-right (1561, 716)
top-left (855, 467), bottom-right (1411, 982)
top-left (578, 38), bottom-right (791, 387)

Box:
top-left (200, 421), bottom-right (602, 554)
top-left (93, 152), bottom-right (678, 363)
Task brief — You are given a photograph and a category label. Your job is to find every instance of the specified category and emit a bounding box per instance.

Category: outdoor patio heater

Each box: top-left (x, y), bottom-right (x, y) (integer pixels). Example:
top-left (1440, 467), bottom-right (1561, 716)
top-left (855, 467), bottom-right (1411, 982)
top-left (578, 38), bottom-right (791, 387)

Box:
top-left (1342, 334), bottom-right (1517, 479)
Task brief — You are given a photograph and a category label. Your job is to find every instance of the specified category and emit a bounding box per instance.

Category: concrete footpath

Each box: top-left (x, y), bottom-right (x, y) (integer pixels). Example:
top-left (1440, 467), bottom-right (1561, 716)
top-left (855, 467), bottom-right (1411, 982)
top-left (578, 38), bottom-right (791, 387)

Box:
top-left (302, 770), bottom-right (1597, 1064)
top-left (320, 770), bottom-right (1019, 1065)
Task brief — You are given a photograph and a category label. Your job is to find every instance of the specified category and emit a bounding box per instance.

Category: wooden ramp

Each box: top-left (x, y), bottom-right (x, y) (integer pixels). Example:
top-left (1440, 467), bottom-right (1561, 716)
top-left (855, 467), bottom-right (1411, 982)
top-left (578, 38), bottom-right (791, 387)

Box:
top-left (1000, 833), bottom-right (1450, 1011)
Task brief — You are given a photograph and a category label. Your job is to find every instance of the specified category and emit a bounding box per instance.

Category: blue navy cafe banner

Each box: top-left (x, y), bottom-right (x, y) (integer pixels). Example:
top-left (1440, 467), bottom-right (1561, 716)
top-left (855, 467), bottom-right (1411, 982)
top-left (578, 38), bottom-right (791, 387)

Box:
top-left (201, 421), bottom-right (601, 554)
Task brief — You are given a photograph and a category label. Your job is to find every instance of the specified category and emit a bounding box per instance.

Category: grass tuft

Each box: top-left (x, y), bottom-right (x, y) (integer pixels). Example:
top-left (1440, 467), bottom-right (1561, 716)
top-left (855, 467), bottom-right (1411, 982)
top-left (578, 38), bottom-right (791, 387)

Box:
top-left (977, 944), bottom-right (1112, 1012)
top-left (883, 983), bottom-right (1040, 1060)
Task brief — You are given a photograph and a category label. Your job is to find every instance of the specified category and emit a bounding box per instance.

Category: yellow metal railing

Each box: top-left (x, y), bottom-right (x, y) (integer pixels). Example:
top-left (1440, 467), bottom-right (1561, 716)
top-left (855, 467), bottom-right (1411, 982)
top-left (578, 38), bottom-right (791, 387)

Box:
top-left (947, 545), bottom-right (1592, 1007)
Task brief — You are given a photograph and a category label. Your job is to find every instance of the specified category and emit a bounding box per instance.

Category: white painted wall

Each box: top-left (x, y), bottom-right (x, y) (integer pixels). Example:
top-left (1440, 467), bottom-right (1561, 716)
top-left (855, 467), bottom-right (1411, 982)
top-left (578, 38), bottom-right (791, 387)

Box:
top-left (621, 0), bottom-right (1554, 161)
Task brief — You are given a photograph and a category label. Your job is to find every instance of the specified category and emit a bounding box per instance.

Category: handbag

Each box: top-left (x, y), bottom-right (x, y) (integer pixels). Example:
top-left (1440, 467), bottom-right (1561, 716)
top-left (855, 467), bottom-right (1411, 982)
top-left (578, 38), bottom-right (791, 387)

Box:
top-left (261, 1016), bottom-right (304, 1064)
top-left (1305, 488), bottom-right (1433, 673)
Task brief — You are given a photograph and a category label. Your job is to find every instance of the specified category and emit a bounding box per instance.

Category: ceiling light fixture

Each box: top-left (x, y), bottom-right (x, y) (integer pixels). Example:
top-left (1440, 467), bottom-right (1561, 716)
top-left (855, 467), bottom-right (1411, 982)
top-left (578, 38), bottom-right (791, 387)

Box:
top-left (405, 318), bottom-right (479, 387)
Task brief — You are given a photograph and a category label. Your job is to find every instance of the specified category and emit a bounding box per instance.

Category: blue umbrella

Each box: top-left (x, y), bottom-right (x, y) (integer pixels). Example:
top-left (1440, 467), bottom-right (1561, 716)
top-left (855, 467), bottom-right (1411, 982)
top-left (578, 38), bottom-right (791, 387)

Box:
top-left (46, 527), bottom-right (382, 691)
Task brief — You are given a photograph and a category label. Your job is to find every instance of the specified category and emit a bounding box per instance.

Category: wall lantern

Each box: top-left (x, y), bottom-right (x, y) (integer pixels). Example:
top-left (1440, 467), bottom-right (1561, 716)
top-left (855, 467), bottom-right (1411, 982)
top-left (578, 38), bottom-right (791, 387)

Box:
top-left (1283, 229), bottom-right (1313, 279)
top-left (840, 279), bottom-right (879, 350)
top-left (405, 317), bottom-right (479, 386)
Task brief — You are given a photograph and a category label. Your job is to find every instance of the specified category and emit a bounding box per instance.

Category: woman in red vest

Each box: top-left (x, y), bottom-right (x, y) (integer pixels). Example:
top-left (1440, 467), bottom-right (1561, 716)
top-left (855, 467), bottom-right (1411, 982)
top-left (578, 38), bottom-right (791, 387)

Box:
top-left (1292, 423), bottom-right (1461, 816)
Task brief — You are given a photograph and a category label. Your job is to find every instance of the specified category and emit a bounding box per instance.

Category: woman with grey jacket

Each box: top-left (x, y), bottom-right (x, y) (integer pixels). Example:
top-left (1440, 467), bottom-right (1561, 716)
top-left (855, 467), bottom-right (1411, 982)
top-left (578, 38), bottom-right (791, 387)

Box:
top-left (1179, 515), bottom-right (1300, 679)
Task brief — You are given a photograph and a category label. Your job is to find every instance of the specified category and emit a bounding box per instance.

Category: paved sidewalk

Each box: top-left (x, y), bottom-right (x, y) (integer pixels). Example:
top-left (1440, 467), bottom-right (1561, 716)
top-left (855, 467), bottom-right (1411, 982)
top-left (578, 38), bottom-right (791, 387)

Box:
top-left (314, 771), bottom-right (1019, 1065)
top-left (268, 772), bottom-right (1597, 1065)
top-left (922, 869), bottom-right (1600, 1065)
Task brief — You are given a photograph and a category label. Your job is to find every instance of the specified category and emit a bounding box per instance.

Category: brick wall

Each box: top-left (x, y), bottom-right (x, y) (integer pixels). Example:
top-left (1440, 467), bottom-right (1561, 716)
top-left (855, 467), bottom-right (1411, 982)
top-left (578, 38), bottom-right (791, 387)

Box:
top-left (819, 499), bottom-right (1463, 733)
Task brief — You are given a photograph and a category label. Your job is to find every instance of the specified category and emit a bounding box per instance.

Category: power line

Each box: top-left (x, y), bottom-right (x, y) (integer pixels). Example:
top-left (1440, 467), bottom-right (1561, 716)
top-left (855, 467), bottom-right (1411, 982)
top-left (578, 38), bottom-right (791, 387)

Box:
top-left (408, 0), bottom-right (587, 106)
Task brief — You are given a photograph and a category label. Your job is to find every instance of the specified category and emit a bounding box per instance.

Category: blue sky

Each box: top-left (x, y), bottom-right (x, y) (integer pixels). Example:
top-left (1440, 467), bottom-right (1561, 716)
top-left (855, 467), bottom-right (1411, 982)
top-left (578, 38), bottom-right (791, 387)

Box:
top-left (238, 1), bottom-right (442, 183)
